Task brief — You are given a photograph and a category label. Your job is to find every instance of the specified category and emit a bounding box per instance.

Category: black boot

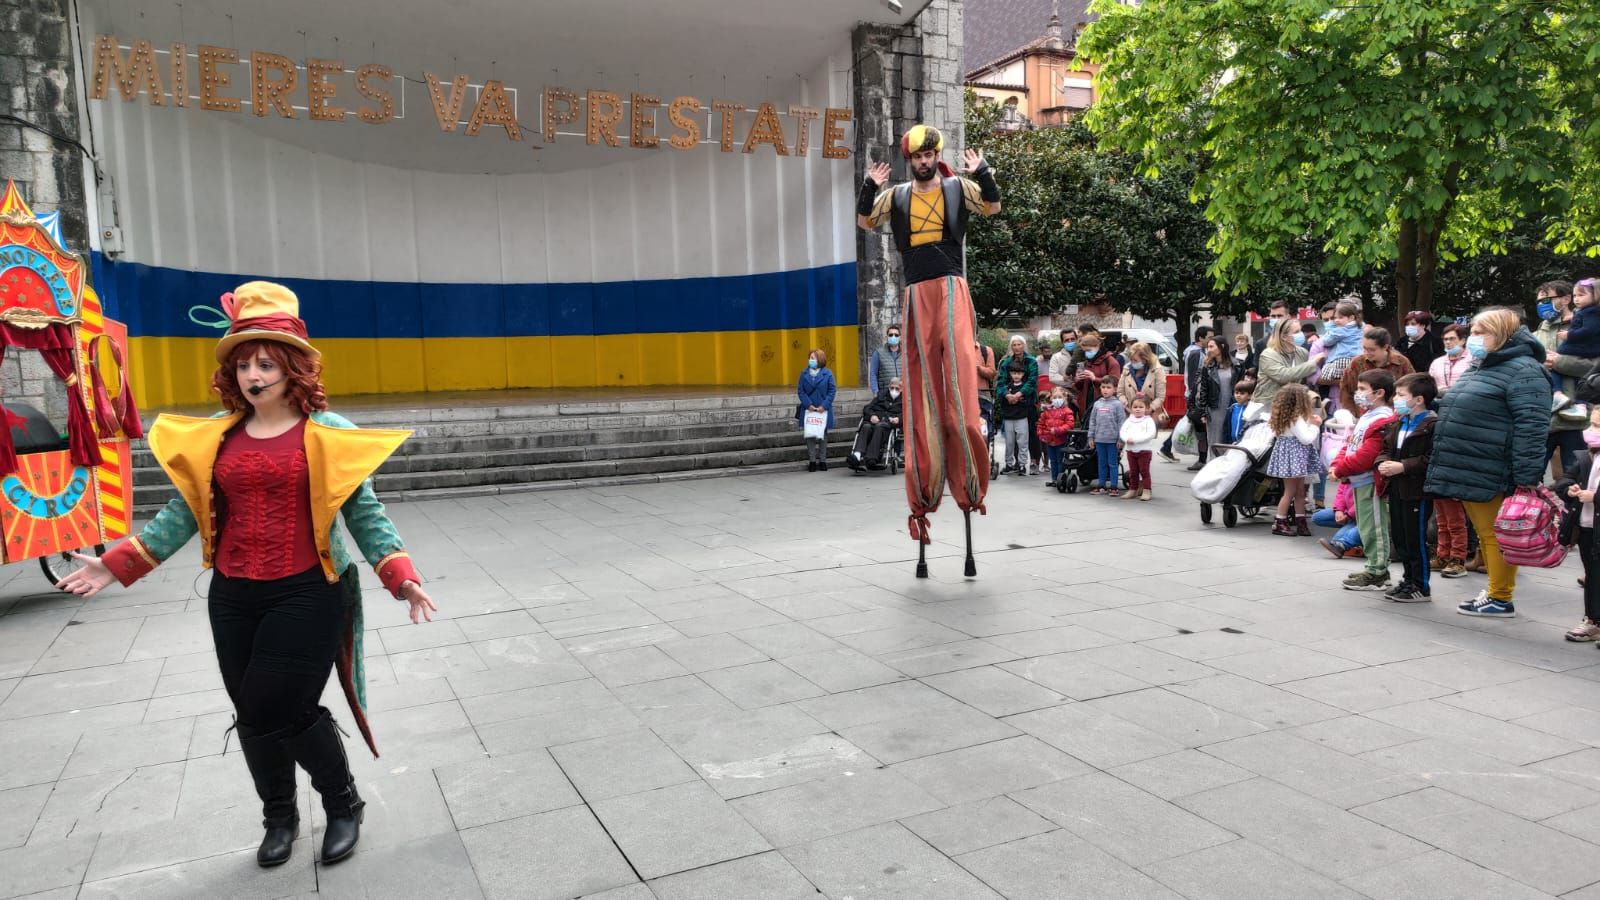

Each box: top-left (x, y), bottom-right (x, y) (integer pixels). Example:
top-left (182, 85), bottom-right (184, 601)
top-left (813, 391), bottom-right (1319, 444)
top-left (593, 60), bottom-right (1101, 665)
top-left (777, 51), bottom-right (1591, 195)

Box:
top-left (240, 728), bottom-right (298, 868)
top-left (283, 708), bottom-right (365, 864)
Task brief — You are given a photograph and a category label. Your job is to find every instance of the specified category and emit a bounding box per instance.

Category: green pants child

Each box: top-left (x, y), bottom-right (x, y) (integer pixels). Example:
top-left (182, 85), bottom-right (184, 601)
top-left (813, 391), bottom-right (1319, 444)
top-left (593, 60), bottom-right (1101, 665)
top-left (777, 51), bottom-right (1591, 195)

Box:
top-left (1354, 483), bottom-right (1390, 577)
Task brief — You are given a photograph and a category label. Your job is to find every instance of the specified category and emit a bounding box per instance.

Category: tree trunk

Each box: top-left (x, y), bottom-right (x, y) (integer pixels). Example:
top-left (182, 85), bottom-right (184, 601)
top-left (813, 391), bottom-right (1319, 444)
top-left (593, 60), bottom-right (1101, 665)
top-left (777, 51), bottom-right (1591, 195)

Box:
top-left (1173, 300), bottom-right (1194, 350)
top-left (1395, 218), bottom-right (1418, 325)
top-left (1416, 218), bottom-right (1441, 318)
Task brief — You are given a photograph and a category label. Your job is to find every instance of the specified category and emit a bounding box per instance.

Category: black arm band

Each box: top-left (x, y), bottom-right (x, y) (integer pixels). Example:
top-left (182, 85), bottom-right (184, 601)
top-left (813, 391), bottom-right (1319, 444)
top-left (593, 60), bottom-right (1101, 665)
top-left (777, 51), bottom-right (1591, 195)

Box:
top-left (857, 177), bottom-right (880, 217)
top-left (972, 163), bottom-right (1001, 203)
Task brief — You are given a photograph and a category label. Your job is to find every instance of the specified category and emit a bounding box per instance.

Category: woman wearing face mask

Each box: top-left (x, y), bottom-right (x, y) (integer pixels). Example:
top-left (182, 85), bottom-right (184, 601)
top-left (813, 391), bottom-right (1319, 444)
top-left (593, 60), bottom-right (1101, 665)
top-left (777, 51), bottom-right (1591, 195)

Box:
top-left (796, 349), bottom-right (837, 472)
top-left (1424, 308), bottom-right (1553, 618)
top-left (1252, 318), bottom-right (1319, 407)
top-left (1232, 332), bottom-right (1258, 378)
top-left (1398, 310), bottom-right (1444, 376)
top-left (1555, 407), bottom-right (1600, 641)
top-left (1116, 342), bottom-right (1168, 420)
top-left (1199, 337), bottom-right (1236, 454)
top-left (1071, 333), bottom-right (1123, 419)
top-left (1428, 324), bottom-right (1473, 395)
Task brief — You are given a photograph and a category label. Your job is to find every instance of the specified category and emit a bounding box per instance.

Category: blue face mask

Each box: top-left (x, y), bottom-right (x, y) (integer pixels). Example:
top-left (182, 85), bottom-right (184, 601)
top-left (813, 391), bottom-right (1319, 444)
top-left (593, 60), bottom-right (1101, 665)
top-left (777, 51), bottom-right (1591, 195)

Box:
top-left (1537, 301), bottom-right (1558, 322)
top-left (1405, 325), bottom-right (1422, 340)
top-left (1446, 345), bottom-right (1463, 358)
top-left (1064, 342), bottom-right (1077, 352)
top-left (1292, 332), bottom-right (1307, 347)
top-left (808, 358), bottom-right (818, 370)
top-left (1465, 335), bottom-right (1488, 359)
top-left (1393, 397), bottom-right (1411, 416)
top-left (887, 336), bottom-right (900, 347)
top-left (1084, 349), bottom-right (1098, 359)
top-left (1129, 361), bottom-right (1145, 370)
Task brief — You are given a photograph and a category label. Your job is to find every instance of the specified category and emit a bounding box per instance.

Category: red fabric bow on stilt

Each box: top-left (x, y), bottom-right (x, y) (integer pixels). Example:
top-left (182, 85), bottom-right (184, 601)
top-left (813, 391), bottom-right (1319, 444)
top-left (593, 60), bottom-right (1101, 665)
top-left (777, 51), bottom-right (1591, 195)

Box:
top-left (908, 514), bottom-right (932, 545)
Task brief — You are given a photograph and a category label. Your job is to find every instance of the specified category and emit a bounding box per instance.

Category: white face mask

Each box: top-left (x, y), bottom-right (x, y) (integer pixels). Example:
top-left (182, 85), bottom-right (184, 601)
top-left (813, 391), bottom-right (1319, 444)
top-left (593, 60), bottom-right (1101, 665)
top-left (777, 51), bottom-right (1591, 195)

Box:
top-left (889, 389), bottom-right (901, 399)
top-left (1051, 398), bottom-right (1065, 408)
top-left (1354, 390), bottom-right (1374, 410)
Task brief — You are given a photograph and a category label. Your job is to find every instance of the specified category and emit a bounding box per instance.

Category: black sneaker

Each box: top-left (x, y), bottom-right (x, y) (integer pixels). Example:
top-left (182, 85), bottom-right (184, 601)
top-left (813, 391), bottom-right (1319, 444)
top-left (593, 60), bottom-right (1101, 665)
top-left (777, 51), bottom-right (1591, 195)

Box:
top-left (1158, 449), bottom-right (1179, 463)
top-left (1383, 582), bottom-right (1431, 603)
top-left (1186, 460), bottom-right (1205, 471)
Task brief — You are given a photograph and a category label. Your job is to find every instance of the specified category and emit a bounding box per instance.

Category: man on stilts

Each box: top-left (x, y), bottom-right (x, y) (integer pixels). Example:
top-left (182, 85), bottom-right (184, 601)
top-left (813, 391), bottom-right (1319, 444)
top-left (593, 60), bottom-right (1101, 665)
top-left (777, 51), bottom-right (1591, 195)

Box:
top-left (857, 125), bottom-right (1002, 578)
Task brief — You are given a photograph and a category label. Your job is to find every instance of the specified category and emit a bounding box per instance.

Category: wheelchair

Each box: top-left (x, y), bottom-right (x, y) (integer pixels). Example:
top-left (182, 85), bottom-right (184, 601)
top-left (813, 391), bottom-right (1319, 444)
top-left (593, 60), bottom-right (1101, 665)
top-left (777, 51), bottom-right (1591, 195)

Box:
top-left (847, 416), bottom-right (903, 474)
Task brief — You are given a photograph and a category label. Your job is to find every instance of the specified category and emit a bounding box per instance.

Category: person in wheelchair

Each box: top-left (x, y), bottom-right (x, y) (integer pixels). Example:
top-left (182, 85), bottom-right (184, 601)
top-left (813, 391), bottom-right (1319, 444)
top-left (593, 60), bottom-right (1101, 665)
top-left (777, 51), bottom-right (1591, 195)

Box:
top-left (847, 377), bottom-right (903, 471)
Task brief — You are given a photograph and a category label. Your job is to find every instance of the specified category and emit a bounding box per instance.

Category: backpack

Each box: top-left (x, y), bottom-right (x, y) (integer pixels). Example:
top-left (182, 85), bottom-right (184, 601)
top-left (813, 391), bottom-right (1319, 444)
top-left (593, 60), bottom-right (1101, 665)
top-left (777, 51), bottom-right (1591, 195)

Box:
top-left (1494, 485), bottom-right (1570, 568)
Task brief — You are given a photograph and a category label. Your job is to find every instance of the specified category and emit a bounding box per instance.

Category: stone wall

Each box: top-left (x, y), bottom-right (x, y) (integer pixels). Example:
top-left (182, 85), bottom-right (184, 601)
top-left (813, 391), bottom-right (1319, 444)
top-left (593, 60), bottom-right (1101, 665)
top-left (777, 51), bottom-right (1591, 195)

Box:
top-left (853, 0), bottom-right (966, 385)
top-left (0, 0), bottom-right (85, 426)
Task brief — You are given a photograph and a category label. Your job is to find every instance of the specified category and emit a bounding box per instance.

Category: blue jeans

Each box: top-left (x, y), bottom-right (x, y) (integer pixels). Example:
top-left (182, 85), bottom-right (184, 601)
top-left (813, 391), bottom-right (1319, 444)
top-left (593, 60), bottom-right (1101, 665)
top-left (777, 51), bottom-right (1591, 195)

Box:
top-left (1095, 441), bottom-right (1118, 488)
top-left (1310, 507), bottom-right (1362, 549)
top-left (1549, 429), bottom-right (1584, 475)
top-left (1045, 444), bottom-right (1065, 481)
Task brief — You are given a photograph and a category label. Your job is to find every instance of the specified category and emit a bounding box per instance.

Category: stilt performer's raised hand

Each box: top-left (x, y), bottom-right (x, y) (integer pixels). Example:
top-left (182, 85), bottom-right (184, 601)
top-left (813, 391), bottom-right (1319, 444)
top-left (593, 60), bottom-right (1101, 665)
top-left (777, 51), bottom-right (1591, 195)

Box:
top-left (857, 125), bottom-right (1002, 578)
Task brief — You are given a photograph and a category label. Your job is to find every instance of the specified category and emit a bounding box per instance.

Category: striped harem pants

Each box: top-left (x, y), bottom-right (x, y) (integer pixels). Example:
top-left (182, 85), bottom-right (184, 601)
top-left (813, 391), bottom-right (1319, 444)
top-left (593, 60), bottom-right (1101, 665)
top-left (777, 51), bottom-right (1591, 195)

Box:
top-left (901, 274), bottom-right (989, 543)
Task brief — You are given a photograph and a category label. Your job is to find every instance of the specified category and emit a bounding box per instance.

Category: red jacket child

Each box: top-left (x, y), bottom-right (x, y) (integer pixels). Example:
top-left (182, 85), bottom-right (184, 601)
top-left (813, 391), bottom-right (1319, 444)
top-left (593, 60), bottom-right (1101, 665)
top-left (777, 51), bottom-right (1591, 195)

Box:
top-left (1329, 408), bottom-right (1397, 495)
top-left (1037, 403), bottom-right (1076, 447)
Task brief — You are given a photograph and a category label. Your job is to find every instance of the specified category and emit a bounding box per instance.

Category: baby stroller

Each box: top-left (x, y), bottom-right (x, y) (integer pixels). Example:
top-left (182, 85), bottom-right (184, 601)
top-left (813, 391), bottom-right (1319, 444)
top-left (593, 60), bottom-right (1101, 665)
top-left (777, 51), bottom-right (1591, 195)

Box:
top-left (1192, 412), bottom-right (1284, 528)
top-left (848, 416), bottom-right (903, 475)
top-left (981, 396), bottom-right (1002, 480)
top-left (1052, 428), bottom-right (1098, 493)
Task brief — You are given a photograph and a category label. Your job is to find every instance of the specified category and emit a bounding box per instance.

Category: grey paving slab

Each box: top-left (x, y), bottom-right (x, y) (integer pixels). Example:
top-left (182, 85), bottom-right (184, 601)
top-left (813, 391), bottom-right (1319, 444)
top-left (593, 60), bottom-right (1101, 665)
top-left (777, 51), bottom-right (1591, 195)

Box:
top-left (29, 619), bottom-right (141, 676)
top-left (0, 782), bottom-right (50, 849)
top-left (591, 780), bottom-right (771, 878)
top-left (899, 795), bottom-right (1057, 857)
top-left (1013, 772), bottom-right (1236, 866)
top-left (1207, 644), bottom-right (1367, 684)
top-left (1005, 702), bottom-right (1185, 769)
top-left (647, 850), bottom-right (818, 900)
top-left (0, 834), bottom-right (94, 898)
top-left (1290, 714), bottom-right (1423, 755)
top-left (1201, 730), bottom-right (1424, 809)
top-left (955, 829), bottom-right (1183, 900)
top-left (1179, 777), bottom-right (1431, 881)
top-left (1354, 787), bottom-right (1600, 895)
top-left (729, 622), bottom-right (844, 658)
top-left (61, 718), bottom-right (195, 780)
top-left (1366, 698), bottom-right (1587, 765)
top-left (549, 728), bottom-right (698, 801)
top-left (77, 843), bottom-right (317, 900)
top-left (1107, 750), bottom-right (1256, 800)
top-left (1141, 838), bottom-right (1365, 900)
top-left (890, 735), bottom-right (1091, 805)
top-left (877, 638), bottom-right (1021, 677)
top-left (730, 767), bottom-right (944, 847)
top-left (792, 679), bottom-right (966, 730)
top-left (982, 623), bottom-right (1120, 656)
top-left (1341, 848), bottom-right (1559, 900)
top-left (998, 651), bottom-right (1151, 699)
top-left (699, 660), bottom-right (825, 708)
top-left (579, 644), bottom-right (690, 688)
top-left (30, 762), bottom-right (184, 843)
top-left (1086, 687), bottom-right (1268, 748)
top-left (434, 749), bottom-right (583, 830)
top-left (777, 647), bottom-right (905, 692)
top-left (610, 673), bottom-right (742, 727)
top-left (459, 806), bottom-right (636, 900)
top-left (315, 832), bottom-right (485, 900)
top-left (838, 705), bottom-right (1021, 765)
top-left (1277, 665), bottom-right (1456, 713)
top-left (783, 822), bottom-right (1004, 899)
top-left (1360, 738), bottom-right (1600, 821)
top-left (84, 807), bottom-right (261, 882)
top-left (654, 633), bottom-right (769, 672)
top-left (0, 658), bottom-right (162, 719)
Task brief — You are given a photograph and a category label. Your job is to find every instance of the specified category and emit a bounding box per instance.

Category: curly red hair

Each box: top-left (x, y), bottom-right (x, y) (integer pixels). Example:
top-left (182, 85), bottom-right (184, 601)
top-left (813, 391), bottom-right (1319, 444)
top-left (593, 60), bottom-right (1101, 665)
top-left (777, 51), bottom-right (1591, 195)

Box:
top-left (212, 339), bottom-right (328, 414)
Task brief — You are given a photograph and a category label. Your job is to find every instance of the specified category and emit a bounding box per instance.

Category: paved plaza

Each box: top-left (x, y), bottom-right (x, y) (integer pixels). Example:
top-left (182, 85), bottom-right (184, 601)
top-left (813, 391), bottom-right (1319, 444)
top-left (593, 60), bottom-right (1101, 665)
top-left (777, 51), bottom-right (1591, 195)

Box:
top-left (5, 459), bottom-right (1600, 899)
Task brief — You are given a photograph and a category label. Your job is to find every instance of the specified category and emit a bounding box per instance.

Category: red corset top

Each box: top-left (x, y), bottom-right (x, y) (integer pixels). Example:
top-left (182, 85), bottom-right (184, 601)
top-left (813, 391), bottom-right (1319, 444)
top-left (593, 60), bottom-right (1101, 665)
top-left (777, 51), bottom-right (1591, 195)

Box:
top-left (213, 418), bottom-right (320, 580)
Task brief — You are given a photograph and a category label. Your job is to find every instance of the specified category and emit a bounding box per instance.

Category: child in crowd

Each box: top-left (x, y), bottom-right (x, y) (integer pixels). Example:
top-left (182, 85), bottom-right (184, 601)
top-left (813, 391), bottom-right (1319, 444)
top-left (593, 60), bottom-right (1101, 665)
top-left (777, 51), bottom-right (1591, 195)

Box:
top-left (1120, 395), bottom-right (1159, 500)
top-left (1554, 277), bottom-right (1600, 420)
top-left (1375, 373), bottom-right (1438, 602)
top-left (1330, 370), bottom-right (1398, 592)
top-left (1225, 379), bottom-right (1257, 443)
top-left (998, 362), bottom-right (1036, 475)
top-left (1233, 333), bottom-right (1257, 376)
top-left (1556, 405), bottom-right (1600, 641)
top-left (1037, 387), bottom-right (1076, 488)
top-left (1265, 384), bottom-right (1322, 535)
top-left (1317, 300), bottom-right (1365, 387)
top-left (1313, 480), bottom-right (1364, 558)
top-left (1086, 376), bottom-right (1127, 496)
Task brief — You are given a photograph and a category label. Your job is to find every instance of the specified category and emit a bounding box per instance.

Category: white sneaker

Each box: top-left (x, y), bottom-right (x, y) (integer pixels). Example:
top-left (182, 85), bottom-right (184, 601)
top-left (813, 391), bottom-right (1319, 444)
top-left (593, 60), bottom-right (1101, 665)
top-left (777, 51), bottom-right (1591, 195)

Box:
top-left (1560, 402), bottom-right (1589, 422)
top-left (1554, 391), bottom-right (1572, 412)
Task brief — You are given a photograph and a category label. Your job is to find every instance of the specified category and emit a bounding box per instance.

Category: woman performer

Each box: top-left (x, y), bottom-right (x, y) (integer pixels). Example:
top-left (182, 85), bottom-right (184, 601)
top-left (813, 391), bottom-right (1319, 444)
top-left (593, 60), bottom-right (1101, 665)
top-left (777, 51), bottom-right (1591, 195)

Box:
top-left (56, 281), bottom-right (437, 868)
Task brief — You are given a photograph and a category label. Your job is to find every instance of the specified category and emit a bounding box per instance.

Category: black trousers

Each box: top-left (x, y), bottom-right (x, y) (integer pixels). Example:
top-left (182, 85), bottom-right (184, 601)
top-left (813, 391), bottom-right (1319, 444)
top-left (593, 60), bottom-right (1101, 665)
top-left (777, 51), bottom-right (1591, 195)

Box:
top-left (1580, 529), bottom-right (1600, 621)
top-left (210, 565), bottom-right (344, 739)
top-left (1389, 497), bottom-right (1431, 589)
top-left (853, 421), bottom-right (894, 461)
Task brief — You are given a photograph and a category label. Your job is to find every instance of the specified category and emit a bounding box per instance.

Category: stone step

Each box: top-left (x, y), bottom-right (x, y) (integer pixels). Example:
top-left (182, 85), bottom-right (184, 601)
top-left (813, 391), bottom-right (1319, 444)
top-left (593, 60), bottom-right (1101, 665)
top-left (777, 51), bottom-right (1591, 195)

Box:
top-left (131, 429), bottom-right (865, 515)
top-left (128, 414), bottom-right (863, 470)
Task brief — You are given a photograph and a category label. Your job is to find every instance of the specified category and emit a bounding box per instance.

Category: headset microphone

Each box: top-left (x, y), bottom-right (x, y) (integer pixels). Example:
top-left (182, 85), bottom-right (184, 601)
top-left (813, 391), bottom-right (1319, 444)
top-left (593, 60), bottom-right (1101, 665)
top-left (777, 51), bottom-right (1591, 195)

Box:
top-left (247, 379), bottom-right (283, 397)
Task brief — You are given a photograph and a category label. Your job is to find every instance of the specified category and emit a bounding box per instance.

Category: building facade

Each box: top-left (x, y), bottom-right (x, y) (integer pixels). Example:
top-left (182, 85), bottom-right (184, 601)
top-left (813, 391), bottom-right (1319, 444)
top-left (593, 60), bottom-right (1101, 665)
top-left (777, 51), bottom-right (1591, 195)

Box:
top-left (1, 0), bottom-right (966, 408)
top-left (964, 0), bottom-right (1097, 131)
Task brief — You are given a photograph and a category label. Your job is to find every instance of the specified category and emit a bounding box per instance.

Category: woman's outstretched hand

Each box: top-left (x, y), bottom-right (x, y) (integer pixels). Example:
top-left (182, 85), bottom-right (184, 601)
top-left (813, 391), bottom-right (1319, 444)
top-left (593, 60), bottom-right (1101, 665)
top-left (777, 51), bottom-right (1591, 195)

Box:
top-left (398, 581), bottom-right (438, 624)
top-left (56, 553), bottom-right (116, 597)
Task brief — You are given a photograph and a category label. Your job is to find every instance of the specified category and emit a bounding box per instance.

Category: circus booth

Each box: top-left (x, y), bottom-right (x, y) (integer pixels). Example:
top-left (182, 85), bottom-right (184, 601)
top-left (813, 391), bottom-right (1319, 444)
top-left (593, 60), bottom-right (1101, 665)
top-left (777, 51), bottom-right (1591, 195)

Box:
top-left (0, 181), bottom-right (141, 585)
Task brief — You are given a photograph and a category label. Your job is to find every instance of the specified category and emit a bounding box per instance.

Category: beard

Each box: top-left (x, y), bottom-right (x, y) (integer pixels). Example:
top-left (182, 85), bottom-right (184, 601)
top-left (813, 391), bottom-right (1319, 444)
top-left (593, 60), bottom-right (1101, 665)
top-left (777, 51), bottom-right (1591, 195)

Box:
top-left (913, 162), bottom-right (937, 182)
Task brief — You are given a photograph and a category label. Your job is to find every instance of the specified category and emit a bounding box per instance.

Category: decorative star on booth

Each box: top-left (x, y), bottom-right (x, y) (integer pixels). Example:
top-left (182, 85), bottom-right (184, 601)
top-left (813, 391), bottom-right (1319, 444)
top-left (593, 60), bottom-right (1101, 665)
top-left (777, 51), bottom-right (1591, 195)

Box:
top-left (3, 408), bottom-right (28, 432)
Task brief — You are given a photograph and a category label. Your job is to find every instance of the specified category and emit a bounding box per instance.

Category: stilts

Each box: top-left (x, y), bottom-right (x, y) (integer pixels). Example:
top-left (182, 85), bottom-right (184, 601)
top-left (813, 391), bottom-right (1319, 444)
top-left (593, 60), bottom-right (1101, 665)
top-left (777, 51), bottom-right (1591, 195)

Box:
top-left (915, 541), bottom-right (929, 579)
top-left (963, 510), bottom-right (977, 577)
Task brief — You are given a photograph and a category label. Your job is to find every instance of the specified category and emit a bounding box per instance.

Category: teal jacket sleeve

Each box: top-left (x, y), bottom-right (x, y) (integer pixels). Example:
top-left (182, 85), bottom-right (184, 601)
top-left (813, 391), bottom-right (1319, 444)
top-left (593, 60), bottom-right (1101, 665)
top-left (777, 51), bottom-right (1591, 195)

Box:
top-left (101, 496), bottom-right (199, 586)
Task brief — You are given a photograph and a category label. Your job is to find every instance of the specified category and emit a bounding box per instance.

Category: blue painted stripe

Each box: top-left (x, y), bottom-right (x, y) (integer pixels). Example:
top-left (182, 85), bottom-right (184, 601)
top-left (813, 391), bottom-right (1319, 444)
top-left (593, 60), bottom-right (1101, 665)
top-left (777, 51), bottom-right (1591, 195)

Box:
top-left (89, 253), bottom-right (858, 339)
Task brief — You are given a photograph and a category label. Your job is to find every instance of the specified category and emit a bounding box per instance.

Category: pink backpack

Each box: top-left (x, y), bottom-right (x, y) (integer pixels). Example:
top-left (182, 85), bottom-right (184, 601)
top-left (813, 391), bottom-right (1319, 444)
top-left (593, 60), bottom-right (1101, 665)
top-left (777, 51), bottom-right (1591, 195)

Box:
top-left (1494, 486), bottom-right (1569, 568)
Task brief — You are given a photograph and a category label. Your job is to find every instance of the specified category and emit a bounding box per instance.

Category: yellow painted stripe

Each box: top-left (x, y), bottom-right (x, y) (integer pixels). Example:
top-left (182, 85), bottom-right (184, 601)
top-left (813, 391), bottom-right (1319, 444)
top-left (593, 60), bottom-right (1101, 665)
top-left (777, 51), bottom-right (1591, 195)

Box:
top-left (100, 493), bottom-right (124, 513)
top-left (98, 469), bottom-right (122, 489)
top-left (127, 327), bottom-right (863, 407)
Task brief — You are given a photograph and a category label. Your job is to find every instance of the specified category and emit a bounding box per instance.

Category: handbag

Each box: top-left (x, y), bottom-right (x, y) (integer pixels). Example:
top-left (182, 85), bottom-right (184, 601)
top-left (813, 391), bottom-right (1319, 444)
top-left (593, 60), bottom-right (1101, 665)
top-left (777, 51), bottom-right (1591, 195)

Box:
top-left (802, 409), bottom-right (828, 439)
top-left (1494, 485), bottom-right (1570, 568)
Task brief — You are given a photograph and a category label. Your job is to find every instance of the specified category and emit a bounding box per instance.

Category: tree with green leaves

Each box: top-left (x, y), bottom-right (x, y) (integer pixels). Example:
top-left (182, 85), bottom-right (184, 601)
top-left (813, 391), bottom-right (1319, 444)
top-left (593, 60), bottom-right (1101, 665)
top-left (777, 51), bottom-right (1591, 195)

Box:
top-left (964, 96), bottom-right (1348, 344)
top-left (1078, 0), bottom-right (1600, 320)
